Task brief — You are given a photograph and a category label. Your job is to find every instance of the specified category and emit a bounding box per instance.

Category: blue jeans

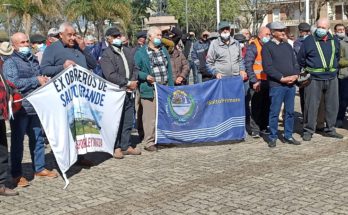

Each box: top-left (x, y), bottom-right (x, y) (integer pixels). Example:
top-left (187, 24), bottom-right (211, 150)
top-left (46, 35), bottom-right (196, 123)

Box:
top-left (10, 113), bottom-right (45, 177)
top-left (269, 86), bottom-right (296, 140)
top-left (190, 61), bottom-right (201, 84)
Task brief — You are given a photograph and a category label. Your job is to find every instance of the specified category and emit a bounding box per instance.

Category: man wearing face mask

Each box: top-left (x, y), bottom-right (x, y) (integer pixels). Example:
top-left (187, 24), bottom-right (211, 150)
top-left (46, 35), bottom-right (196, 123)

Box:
top-left (3, 32), bottom-right (57, 187)
top-left (335, 24), bottom-right (348, 128)
top-left (99, 27), bottom-right (141, 159)
top-left (206, 21), bottom-right (247, 80)
top-left (40, 22), bottom-right (97, 166)
top-left (262, 22), bottom-right (301, 147)
top-left (191, 31), bottom-right (210, 83)
top-left (134, 26), bottom-right (174, 152)
top-left (245, 26), bottom-right (271, 138)
top-left (298, 18), bottom-right (343, 141)
top-left (30, 34), bottom-right (46, 64)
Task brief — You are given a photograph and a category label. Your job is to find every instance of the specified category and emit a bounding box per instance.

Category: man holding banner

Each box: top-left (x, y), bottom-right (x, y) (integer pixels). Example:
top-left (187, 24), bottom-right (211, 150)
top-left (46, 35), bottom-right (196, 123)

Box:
top-left (100, 27), bottom-right (141, 159)
top-left (134, 27), bottom-right (174, 152)
top-left (4, 32), bottom-right (58, 187)
top-left (41, 22), bottom-right (97, 166)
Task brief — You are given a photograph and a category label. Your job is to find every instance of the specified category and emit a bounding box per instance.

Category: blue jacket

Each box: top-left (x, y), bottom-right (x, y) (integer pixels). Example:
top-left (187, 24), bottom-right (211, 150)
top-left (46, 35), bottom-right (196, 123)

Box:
top-left (40, 40), bottom-right (97, 77)
top-left (191, 40), bottom-right (210, 68)
top-left (90, 40), bottom-right (109, 77)
top-left (297, 34), bottom-right (340, 80)
top-left (293, 36), bottom-right (306, 57)
top-left (3, 52), bottom-right (40, 115)
top-left (134, 45), bottom-right (174, 99)
top-left (245, 43), bottom-right (258, 84)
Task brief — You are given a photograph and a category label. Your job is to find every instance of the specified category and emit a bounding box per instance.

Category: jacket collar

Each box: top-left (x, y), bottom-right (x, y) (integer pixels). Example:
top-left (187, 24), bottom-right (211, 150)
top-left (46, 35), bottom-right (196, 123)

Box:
top-left (218, 37), bottom-right (236, 46)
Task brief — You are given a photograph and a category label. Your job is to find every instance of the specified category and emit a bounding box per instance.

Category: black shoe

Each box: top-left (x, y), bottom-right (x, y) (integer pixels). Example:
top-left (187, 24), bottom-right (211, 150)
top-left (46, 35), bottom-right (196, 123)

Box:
top-left (324, 131), bottom-right (343, 139)
top-left (302, 133), bottom-right (312, 141)
top-left (267, 138), bottom-right (276, 148)
top-left (284, 137), bottom-right (301, 145)
top-left (251, 131), bottom-right (260, 138)
top-left (260, 128), bottom-right (270, 135)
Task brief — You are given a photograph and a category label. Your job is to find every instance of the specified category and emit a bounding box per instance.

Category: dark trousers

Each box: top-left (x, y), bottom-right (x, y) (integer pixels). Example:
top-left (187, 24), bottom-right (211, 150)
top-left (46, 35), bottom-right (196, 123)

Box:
top-left (249, 82), bottom-right (270, 133)
top-left (304, 78), bottom-right (338, 134)
top-left (269, 86), bottom-right (296, 140)
top-left (0, 119), bottom-right (8, 185)
top-left (115, 93), bottom-right (135, 151)
top-left (337, 78), bottom-right (348, 121)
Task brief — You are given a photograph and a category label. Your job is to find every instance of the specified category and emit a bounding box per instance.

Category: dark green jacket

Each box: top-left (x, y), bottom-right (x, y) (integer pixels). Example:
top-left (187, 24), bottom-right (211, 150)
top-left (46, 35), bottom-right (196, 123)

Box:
top-left (338, 36), bottom-right (348, 79)
top-left (134, 45), bottom-right (174, 99)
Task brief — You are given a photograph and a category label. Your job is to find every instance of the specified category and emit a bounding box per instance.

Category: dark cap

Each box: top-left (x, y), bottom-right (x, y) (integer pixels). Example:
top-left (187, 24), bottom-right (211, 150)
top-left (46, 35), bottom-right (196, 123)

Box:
top-left (298, 23), bottom-right (311, 31)
top-left (218, 21), bottom-right (231, 30)
top-left (136, 31), bottom-right (147, 39)
top-left (105, 27), bottom-right (121, 37)
top-left (234, 34), bottom-right (247, 43)
top-left (30, 34), bottom-right (46, 43)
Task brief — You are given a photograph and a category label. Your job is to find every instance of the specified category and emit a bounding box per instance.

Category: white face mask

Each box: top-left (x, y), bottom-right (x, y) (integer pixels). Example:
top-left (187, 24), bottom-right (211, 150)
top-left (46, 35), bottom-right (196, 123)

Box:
top-left (336, 32), bottom-right (346, 39)
top-left (220, 32), bottom-right (230, 40)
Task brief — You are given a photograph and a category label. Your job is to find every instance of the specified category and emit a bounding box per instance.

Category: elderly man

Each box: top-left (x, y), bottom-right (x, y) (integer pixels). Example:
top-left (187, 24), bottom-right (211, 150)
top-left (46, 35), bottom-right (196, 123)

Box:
top-left (99, 27), bottom-right (141, 159)
top-left (134, 26), bottom-right (174, 152)
top-left (262, 22), bottom-right (301, 147)
top-left (3, 33), bottom-right (58, 187)
top-left (41, 22), bottom-right (97, 166)
top-left (335, 24), bottom-right (348, 128)
top-left (0, 42), bottom-right (19, 195)
top-left (298, 18), bottom-right (343, 141)
top-left (47, 27), bottom-right (59, 45)
top-left (206, 21), bottom-right (247, 80)
top-left (240, 28), bottom-right (251, 42)
top-left (245, 26), bottom-right (271, 138)
top-left (191, 30), bottom-right (210, 83)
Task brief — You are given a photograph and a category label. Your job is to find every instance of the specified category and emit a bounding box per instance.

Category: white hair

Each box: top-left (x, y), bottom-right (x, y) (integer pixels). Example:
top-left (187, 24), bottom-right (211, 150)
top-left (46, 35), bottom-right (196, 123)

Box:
top-left (59, 22), bottom-right (74, 33)
top-left (147, 26), bottom-right (161, 43)
top-left (316, 18), bottom-right (330, 29)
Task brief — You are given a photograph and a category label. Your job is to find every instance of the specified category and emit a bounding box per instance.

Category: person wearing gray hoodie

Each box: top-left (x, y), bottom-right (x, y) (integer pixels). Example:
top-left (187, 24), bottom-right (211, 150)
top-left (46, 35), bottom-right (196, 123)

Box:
top-left (206, 21), bottom-right (246, 80)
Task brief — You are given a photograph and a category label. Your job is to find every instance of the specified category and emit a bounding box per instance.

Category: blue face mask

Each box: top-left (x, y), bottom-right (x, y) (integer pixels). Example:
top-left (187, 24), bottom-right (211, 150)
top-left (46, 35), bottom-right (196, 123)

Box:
top-left (18, 47), bottom-right (31, 56)
top-left (316, 28), bottom-right (328, 38)
top-left (261, 37), bottom-right (270, 44)
top-left (112, 38), bottom-right (122, 47)
top-left (153, 38), bottom-right (162, 47)
top-left (37, 43), bottom-right (46, 52)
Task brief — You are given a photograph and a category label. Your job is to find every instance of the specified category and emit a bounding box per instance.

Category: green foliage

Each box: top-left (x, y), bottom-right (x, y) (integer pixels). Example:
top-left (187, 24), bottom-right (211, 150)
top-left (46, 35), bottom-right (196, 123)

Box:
top-left (168, 0), bottom-right (240, 34)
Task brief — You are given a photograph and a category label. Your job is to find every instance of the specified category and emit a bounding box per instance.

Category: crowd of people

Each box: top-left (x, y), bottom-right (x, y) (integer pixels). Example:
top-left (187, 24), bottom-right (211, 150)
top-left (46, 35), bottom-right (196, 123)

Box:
top-left (0, 18), bottom-right (347, 196)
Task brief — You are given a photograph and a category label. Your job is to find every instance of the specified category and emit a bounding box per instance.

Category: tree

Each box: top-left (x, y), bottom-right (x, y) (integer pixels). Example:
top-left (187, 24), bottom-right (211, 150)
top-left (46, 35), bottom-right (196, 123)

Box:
top-left (167, 0), bottom-right (240, 34)
top-left (0, 0), bottom-right (61, 35)
top-left (65, 0), bottom-right (132, 40)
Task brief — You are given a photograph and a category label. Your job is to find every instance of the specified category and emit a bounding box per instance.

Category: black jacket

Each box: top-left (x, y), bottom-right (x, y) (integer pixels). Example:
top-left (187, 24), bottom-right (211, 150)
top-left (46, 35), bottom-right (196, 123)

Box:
top-left (100, 46), bottom-right (139, 87)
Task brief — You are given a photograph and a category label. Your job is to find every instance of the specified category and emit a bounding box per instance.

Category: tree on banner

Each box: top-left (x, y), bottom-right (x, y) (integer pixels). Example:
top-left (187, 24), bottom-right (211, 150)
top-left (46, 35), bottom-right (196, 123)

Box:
top-left (26, 65), bottom-right (125, 188)
top-left (155, 77), bottom-right (245, 144)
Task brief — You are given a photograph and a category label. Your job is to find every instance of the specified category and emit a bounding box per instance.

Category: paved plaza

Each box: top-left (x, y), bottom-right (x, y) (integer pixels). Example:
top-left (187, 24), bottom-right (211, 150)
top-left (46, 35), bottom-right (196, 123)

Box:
top-left (1, 96), bottom-right (348, 215)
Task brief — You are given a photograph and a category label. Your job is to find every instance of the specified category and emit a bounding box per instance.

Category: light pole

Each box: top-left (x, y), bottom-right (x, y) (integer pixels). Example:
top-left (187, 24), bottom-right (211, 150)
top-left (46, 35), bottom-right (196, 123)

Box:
top-left (305, 0), bottom-right (309, 24)
top-left (185, 0), bottom-right (188, 33)
top-left (216, 0), bottom-right (220, 30)
top-left (2, 4), bottom-right (11, 40)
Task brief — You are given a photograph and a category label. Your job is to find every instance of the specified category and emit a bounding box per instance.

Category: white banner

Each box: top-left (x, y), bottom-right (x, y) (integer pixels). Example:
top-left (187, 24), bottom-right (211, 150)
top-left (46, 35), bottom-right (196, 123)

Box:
top-left (26, 65), bottom-right (125, 188)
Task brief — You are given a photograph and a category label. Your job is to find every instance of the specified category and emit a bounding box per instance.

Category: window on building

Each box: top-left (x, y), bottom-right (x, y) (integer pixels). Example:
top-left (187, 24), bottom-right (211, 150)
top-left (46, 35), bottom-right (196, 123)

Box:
top-left (335, 4), bottom-right (342, 20)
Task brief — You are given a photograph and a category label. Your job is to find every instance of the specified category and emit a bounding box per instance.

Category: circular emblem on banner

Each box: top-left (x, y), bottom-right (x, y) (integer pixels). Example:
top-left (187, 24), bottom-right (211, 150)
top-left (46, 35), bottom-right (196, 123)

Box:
top-left (167, 90), bottom-right (196, 123)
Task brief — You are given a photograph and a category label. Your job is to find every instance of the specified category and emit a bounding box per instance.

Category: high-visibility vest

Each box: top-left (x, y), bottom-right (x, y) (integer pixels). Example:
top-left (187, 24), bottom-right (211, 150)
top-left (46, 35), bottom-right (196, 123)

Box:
top-left (252, 39), bottom-right (267, 80)
top-left (305, 36), bottom-right (336, 73)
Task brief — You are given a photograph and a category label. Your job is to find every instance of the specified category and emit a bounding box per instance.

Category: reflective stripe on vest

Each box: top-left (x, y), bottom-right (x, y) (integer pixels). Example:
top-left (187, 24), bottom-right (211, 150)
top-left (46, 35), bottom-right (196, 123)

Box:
top-left (305, 36), bottom-right (336, 73)
top-left (252, 39), bottom-right (267, 80)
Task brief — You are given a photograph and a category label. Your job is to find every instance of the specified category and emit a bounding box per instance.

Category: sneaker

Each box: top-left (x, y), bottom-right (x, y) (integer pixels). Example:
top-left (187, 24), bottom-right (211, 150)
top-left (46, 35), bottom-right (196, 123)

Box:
top-left (324, 131), bottom-right (344, 139)
top-left (266, 138), bottom-right (276, 148)
top-left (335, 120), bottom-right (343, 128)
top-left (251, 131), bottom-right (260, 138)
top-left (113, 148), bottom-right (124, 159)
top-left (302, 133), bottom-right (312, 141)
top-left (284, 137), bottom-right (301, 145)
top-left (260, 128), bottom-right (270, 135)
top-left (12, 176), bottom-right (29, 187)
top-left (0, 186), bottom-right (18, 196)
